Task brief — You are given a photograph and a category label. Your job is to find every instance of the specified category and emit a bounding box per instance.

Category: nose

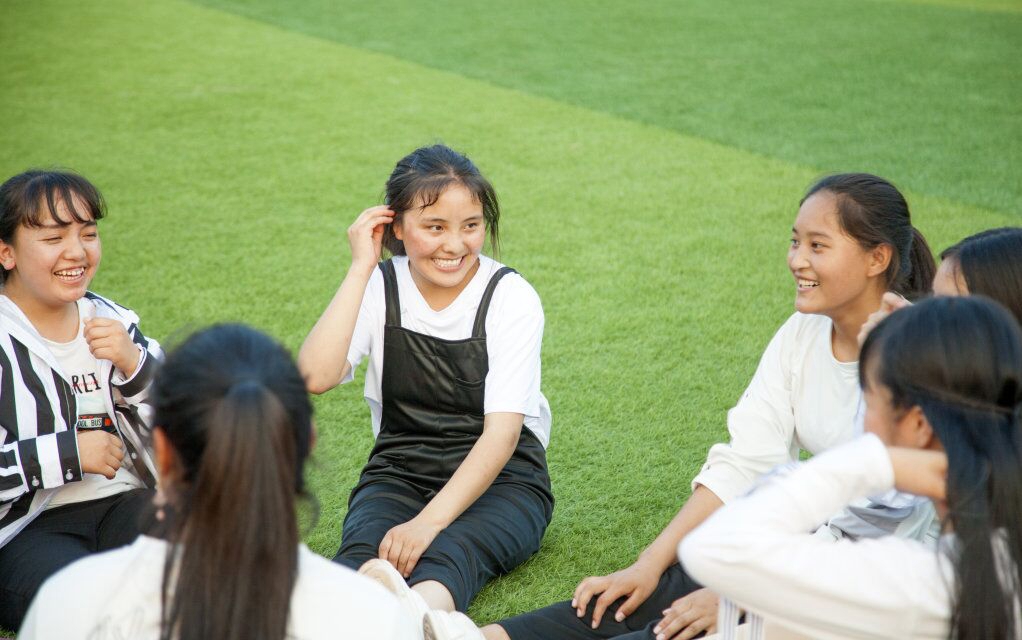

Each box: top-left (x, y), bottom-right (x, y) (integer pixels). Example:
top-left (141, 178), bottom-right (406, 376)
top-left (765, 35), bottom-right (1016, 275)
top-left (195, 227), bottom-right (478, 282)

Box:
top-left (63, 236), bottom-right (87, 260)
top-left (788, 244), bottom-right (809, 271)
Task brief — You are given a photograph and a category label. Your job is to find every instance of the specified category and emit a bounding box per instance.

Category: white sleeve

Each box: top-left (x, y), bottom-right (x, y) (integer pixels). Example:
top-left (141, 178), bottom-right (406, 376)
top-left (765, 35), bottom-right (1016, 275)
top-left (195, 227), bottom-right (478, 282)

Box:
top-left (681, 435), bottom-right (951, 639)
top-left (691, 316), bottom-right (799, 503)
top-left (483, 276), bottom-right (544, 417)
top-left (341, 271), bottom-right (381, 385)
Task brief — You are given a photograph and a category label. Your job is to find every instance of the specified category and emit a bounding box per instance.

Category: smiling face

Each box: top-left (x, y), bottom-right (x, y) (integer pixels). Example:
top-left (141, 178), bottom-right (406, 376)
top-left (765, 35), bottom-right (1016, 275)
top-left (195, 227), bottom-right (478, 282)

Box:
top-left (393, 184), bottom-right (486, 308)
top-left (788, 192), bottom-right (887, 318)
top-left (0, 193), bottom-right (101, 315)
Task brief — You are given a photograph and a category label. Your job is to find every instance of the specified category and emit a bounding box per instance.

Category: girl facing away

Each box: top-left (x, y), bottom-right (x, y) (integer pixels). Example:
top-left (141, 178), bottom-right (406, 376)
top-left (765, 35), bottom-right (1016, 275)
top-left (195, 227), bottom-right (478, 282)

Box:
top-left (299, 145), bottom-right (554, 622)
top-left (19, 324), bottom-right (416, 639)
top-left (682, 296), bottom-right (1022, 640)
top-left (0, 170), bottom-right (161, 630)
top-left (424, 173), bottom-right (936, 640)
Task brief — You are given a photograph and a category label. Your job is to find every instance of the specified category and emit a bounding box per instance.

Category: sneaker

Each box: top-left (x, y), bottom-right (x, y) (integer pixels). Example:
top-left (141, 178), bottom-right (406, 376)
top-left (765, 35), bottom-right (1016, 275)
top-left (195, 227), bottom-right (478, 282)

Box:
top-left (423, 610), bottom-right (486, 640)
top-left (358, 558), bottom-right (430, 637)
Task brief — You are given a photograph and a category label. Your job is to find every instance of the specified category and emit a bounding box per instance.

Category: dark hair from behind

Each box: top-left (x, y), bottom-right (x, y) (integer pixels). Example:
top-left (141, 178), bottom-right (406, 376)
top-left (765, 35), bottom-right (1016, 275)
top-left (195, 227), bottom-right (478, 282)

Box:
top-left (152, 324), bottom-right (314, 640)
top-left (0, 169), bottom-right (106, 282)
top-left (860, 297), bottom-right (1022, 640)
top-left (382, 144), bottom-right (500, 257)
top-left (940, 227), bottom-right (1022, 326)
top-left (803, 173), bottom-right (936, 300)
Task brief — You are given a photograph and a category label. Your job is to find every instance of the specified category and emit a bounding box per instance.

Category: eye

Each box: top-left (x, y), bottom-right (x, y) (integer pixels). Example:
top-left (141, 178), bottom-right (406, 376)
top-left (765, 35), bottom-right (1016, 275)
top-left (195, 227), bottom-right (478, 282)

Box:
top-left (43, 236), bottom-right (61, 243)
top-left (811, 242), bottom-right (825, 250)
top-left (83, 231), bottom-right (99, 239)
top-left (465, 222), bottom-right (480, 230)
top-left (429, 225), bottom-right (443, 232)
top-left (789, 238), bottom-right (799, 248)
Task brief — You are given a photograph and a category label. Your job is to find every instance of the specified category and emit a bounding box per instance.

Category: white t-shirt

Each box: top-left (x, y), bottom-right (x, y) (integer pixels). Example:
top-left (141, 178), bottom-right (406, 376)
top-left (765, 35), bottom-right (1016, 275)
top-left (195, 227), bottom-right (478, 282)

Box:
top-left (20, 536), bottom-right (417, 640)
top-left (344, 255), bottom-right (552, 448)
top-left (44, 303), bottom-right (143, 508)
top-left (692, 312), bottom-right (861, 504)
top-left (681, 435), bottom-right (1004, 640)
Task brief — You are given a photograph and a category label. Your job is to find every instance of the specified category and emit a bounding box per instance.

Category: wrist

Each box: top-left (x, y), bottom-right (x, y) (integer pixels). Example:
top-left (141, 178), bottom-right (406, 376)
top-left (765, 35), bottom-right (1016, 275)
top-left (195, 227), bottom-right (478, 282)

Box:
top-left (348, 259), bottom-right (378, 280)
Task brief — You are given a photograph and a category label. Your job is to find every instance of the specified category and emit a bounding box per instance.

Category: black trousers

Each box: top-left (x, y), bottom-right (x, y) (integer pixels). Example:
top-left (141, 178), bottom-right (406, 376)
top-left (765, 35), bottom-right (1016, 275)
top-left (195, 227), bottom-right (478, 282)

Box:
top-left (0, 488), bottom-right (155, 631)
top-left (335, 476), bottom-right (552, 611)
top-left (498, 563), bottom-right (706, 640)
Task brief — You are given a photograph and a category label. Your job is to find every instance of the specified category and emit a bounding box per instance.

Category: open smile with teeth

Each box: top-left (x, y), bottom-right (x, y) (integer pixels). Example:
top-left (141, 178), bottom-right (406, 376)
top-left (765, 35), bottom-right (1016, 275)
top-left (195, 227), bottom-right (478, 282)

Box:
top-left (54, 267), bottom-right (86, 282)
top-left (432, 257), bottom-right (463, 270)
top-left (797, 278), bottom-right (820, 289)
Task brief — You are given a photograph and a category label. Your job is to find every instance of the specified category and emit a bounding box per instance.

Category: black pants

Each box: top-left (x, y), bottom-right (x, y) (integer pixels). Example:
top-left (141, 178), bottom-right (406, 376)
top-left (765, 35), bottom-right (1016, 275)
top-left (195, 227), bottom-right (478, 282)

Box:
top-left (0, 488), bottom-right (155, 631)
top-left (498, 563), bottom-right (705, 640)
top-left (335, 477), bottom-right (552, 611)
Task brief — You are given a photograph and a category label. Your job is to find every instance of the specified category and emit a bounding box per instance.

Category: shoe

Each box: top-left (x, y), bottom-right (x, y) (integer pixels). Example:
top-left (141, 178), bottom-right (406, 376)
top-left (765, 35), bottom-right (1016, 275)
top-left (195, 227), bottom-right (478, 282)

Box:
top-left (423, 610), bottom-right (486, 640)
top-left (358, 559), bottom-right (430, 638)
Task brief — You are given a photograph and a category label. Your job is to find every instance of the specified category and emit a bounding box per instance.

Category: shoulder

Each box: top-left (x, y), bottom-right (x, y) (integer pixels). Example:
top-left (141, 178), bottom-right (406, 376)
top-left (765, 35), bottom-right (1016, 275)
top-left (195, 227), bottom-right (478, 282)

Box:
top-left (37, 537), bottom-right (156, 600)
top-left (85, 291), bottom-right (141, 324)
top-left (485, 259), bottom-right (543, 315)
top-left (772, 312), bottom-right (830, 347)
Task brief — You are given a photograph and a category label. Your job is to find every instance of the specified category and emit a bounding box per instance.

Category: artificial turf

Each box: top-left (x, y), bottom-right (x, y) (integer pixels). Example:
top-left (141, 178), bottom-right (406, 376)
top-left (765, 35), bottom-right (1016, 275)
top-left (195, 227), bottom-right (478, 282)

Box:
top-left (1, 0), bottom-right (1019, 628)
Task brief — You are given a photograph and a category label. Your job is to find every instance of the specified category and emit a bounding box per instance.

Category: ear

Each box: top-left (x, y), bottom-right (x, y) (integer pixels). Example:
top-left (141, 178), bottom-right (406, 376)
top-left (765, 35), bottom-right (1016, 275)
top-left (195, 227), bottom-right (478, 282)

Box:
top-left (895, 405), bottom-right (936, 449)
top-left (0, 239), bottom-right (16, 271)
top-left (867, 244), bottom-right (893, 278)
top-left (392, 218), bottom-right (404, 241)
top-left (152, 427), bottom-right (180, 481)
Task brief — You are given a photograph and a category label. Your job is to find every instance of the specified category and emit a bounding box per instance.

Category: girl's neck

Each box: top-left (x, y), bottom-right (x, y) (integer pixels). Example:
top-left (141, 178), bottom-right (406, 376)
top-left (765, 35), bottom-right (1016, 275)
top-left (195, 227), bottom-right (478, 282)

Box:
top-left (828, 291), bottom-right (884, 363)
top-left (4, 279), bottom-right (80, 342)
top-left (410, 258), bottom-right (481, 312)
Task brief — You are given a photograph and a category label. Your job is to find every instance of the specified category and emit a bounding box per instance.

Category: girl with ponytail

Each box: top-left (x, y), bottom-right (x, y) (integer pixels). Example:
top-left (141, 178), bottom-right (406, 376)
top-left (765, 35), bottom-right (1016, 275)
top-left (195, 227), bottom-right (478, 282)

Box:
top-left (683, 296), bottom-right (1022, 639)
top-left (19, 324), bottom-right (415, 639)
top-left (426, 174), bottom-right (942, 640)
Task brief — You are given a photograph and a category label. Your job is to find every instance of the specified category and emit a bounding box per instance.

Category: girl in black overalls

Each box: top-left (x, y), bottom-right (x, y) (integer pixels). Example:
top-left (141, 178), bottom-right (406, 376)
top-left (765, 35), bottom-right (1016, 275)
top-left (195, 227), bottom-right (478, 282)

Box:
top-left (300, 144), bottom-right (554, 622)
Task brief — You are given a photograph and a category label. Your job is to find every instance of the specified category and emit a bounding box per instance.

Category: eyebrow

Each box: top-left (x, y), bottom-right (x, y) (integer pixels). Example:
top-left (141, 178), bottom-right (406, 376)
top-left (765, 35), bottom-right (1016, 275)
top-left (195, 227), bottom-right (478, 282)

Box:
top-left (35, 220), bottom-right (97, 230)
top-left (792, 227), bottom-right (832, 239)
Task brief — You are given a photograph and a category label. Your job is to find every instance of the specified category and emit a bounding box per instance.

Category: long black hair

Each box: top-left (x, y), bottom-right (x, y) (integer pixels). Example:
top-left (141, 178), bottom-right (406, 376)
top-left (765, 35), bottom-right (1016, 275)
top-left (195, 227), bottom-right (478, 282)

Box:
top-left (803, 173), bottom-right (936, 299)
top-left (382, 143), bottom-right (500, 256)
top-left (940, 227), bottom-right (1022, 325)
top-left (861, 297), bottom-right (1022, 639)
top-left (152, 324), bottom-right (314, 640)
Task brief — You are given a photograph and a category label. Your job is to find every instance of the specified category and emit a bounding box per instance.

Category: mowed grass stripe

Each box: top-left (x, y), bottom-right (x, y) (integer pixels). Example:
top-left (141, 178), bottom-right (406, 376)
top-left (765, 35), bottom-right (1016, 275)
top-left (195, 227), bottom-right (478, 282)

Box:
top-left (189, 0), bottom-right (1022, 216)
top-left (1, 0), bottom-right (1016, 623)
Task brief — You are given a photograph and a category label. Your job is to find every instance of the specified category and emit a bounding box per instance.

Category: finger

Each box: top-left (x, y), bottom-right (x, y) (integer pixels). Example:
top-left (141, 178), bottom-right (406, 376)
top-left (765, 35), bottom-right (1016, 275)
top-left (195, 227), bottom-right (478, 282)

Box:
top-left (657, 610), bottom-right (691, 640)
top-left (105, 454), bottom-right (122, 471)
top-left (100, 465), bottom-right (117, 480)
top-left (572, 579), bottom-right (601, 617)
top-left (590, 587), bottom-right (624, 630)
top-left (378, 534), bottom-right (393, 560)
top-left (675, 615), bottom-right (713, 640)
top-left (614, 588), bottom-right (649, 622)
top-left (385, 539), bottom-right (404, 568)
top-left (397, 541), bottom-right (414, 577)
top-left (403, 546), bottom-right (423, 577)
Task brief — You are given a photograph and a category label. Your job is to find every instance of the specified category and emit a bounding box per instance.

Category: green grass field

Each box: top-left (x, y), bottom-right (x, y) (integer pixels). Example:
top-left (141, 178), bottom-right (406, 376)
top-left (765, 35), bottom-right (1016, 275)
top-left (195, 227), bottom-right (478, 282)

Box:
top-left (1, 0), bottom-right (1019, 627)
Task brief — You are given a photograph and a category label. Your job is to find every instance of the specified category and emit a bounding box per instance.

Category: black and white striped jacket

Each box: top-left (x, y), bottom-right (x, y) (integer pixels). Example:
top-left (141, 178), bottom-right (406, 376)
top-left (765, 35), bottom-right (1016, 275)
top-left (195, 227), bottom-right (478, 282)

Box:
top-left (0, 292), bottom-right (161, 547)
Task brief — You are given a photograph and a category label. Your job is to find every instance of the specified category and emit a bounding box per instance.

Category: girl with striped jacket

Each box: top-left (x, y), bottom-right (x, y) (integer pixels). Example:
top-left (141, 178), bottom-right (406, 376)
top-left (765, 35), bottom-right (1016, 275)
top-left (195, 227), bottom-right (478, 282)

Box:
top-left (0, 170), bottom-right (160, 631)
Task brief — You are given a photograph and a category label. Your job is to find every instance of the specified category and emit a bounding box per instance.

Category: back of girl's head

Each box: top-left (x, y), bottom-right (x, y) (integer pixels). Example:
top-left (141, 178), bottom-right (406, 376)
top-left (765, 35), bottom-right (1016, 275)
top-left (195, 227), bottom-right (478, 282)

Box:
top-left (861, 297), bottom-right (1022, 640)
top-left (0, 169), bottom-right (105, 282)
top-left (152, 324), bottom-right (313, 640)
top-left (803, 173), bottom-right (935, 299)
top-left (382, 144), bottom-right (500, 256)
top-left (940, 227), bottom-right (1022, 326)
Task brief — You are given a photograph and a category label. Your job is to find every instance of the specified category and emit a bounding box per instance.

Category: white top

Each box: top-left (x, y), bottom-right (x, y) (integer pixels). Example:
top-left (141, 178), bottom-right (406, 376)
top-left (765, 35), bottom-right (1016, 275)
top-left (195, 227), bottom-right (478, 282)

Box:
top-left (20, 536), bottom-right (417, 640)
top-left (344, 255), bottom-right (552, 447)
top-left (44, 301), bottom-right (143, 508)
top-left (681, 435), bottom-right (956, 640)
top-left (692, 312), bottom-right (860, 503)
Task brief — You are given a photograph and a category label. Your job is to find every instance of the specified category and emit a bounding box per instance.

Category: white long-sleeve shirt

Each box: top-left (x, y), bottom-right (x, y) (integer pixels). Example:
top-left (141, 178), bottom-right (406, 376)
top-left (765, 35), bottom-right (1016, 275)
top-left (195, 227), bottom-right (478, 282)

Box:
top-left (692, 313), bottom-right (860, 504)
top-left (681, 435), bottom-right (954, 640)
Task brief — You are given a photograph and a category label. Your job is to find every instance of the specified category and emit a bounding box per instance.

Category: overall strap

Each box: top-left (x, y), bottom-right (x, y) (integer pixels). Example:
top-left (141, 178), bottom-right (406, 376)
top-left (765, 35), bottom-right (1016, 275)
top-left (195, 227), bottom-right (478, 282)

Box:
top-left (472, 267), bottom-right (517, 338)
top-left (379, 260), bottom-right (402, 327)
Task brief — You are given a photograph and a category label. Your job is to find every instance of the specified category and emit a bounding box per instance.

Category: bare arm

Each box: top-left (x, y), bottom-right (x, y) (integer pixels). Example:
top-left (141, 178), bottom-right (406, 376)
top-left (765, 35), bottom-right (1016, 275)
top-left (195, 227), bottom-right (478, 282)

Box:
top-left (298, 206), bottom-right (394, 394)
top-left (572, 484), bottom-right (724, 628)
top-left (379, 411), bottom-right (523, 576)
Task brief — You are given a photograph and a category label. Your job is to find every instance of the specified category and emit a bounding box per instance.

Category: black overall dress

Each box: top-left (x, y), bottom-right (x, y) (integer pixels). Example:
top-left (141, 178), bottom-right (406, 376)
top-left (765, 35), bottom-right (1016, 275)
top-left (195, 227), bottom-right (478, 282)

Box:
top-left (335, 259), bottom-right (554, 610)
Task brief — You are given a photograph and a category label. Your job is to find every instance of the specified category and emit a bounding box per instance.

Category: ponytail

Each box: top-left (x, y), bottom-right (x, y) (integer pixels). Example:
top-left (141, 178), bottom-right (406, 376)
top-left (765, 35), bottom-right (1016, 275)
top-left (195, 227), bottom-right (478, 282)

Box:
top-left (900, 226), bottom-right (937, 300)
top-left (153, 325), bottom-right (313, 640)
